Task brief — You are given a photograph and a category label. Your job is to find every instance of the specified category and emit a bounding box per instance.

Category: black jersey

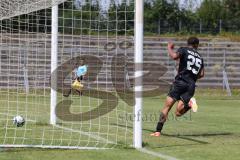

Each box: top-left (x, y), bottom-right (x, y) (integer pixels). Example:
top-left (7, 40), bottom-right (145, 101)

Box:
top-left (176, 47), bottom-right (204, 82)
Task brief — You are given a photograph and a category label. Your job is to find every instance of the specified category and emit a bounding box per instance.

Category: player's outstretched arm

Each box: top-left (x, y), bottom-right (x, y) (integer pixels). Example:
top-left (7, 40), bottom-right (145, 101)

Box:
top-left (167, 42), bottom-right (180, 60)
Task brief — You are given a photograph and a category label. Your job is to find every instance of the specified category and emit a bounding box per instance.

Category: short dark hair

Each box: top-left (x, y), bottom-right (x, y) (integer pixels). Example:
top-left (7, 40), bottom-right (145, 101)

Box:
top-left (187, 37), bottom-right (199, 46)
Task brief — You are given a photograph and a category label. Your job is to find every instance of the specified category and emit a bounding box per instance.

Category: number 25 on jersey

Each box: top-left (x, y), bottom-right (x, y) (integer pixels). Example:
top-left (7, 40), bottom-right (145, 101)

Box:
top-left (187, 55), bottom-right (202, 75)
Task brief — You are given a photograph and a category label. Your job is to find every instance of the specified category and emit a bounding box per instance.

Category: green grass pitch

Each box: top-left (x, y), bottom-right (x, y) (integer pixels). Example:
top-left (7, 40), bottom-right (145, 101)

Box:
top-left (0, 89), bottom-right (240, 160)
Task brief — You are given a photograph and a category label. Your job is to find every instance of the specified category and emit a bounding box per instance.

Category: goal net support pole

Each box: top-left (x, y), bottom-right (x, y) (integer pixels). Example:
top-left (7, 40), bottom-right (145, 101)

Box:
top-left (222, 48), bottom-right (232, 96)
top-left (134, 0), bottom-right (143, 149)
top-left (50, 5), bottom-right (59, 125)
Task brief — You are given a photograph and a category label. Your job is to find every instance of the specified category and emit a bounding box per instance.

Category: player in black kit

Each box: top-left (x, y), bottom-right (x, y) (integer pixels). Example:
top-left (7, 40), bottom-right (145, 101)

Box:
top-left (150, 37), bottom-right (205, 137)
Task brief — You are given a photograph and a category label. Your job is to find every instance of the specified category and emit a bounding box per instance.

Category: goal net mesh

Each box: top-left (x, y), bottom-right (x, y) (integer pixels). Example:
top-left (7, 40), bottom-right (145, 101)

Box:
top-left (0, 0), bottom-right (134, 149)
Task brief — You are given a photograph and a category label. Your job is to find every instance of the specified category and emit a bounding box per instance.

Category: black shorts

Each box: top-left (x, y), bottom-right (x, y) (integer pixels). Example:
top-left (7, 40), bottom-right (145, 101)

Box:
top-left (168, 77), bottom-right (195, 109)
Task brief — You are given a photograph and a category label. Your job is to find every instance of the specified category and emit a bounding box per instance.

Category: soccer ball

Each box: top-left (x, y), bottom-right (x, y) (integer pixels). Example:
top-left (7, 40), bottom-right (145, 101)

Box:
top-left (13, 116), bottom-right (25, 127)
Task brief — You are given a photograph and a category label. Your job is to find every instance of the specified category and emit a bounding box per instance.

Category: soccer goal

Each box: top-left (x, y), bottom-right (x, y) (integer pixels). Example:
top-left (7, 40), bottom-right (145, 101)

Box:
top-left (0, 0), bottom-right (143, 149)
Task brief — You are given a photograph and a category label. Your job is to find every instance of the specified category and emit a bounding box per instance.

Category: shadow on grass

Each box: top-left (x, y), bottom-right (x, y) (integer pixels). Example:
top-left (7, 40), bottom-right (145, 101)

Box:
top-left (111, 123), bottom-right (234, 147)
top-left (142, 128), bottom-right (234, 145)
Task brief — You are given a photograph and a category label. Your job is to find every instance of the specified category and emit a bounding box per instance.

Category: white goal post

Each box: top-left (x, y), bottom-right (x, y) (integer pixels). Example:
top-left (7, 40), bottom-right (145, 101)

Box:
top-left (0, 0), bottom-right (143, 149)
top-left (134, 0), bottom-right (143, 149)
top-left (50, 5), bottom-right (59, 125)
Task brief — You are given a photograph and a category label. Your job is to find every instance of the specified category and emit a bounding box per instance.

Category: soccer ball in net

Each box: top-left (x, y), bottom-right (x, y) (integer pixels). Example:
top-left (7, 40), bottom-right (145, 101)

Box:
top-left (13, 116), bottom-right (25, 127)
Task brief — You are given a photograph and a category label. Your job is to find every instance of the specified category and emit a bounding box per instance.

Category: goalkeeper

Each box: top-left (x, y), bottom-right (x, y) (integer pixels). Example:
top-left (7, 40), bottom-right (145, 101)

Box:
top-left (64, 59), bottom-right (87, 97)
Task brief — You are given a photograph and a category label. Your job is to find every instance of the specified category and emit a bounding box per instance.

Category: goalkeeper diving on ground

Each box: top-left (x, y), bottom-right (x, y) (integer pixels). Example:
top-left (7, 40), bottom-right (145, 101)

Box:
top-left (64, 58), bottom-right (87, 97)
top-left (151, 37), bottom-right (205, 137)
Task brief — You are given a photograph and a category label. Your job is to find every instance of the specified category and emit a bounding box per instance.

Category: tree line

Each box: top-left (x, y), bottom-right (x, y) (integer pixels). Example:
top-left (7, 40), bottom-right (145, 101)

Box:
top-left (144, 0), bottom-right (240, 34)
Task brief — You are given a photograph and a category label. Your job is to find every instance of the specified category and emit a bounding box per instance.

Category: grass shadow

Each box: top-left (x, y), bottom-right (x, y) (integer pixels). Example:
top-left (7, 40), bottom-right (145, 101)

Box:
top-left (111, 123), bottom-right (234, 146)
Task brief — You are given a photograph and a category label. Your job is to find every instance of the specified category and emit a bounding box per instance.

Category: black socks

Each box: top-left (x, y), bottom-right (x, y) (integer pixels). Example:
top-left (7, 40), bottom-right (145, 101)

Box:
top-left (156, 112), bottom-right (166, 132)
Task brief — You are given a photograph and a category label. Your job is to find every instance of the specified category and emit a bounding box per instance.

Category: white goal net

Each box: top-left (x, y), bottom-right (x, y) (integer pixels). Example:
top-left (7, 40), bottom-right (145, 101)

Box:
top-left (0, 0), bottom-right (135, 149)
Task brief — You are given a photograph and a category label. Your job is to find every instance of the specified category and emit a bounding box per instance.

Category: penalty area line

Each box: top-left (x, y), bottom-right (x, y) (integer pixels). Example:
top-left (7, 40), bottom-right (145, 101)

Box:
top-left (138, 148), bottom-right (181, 160)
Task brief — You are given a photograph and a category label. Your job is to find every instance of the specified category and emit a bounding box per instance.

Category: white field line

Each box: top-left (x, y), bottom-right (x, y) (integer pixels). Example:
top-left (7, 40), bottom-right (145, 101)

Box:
top-left (0, 144), bottom-right (108, 150)
top-left (53, 124), bottom-right (115, 145)
top-left (138, 148), bottom-right (181, 160)
top-left (1, 112), bottom-right (180, 160)
top-left (0, 111), bottom-right (115, 146)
